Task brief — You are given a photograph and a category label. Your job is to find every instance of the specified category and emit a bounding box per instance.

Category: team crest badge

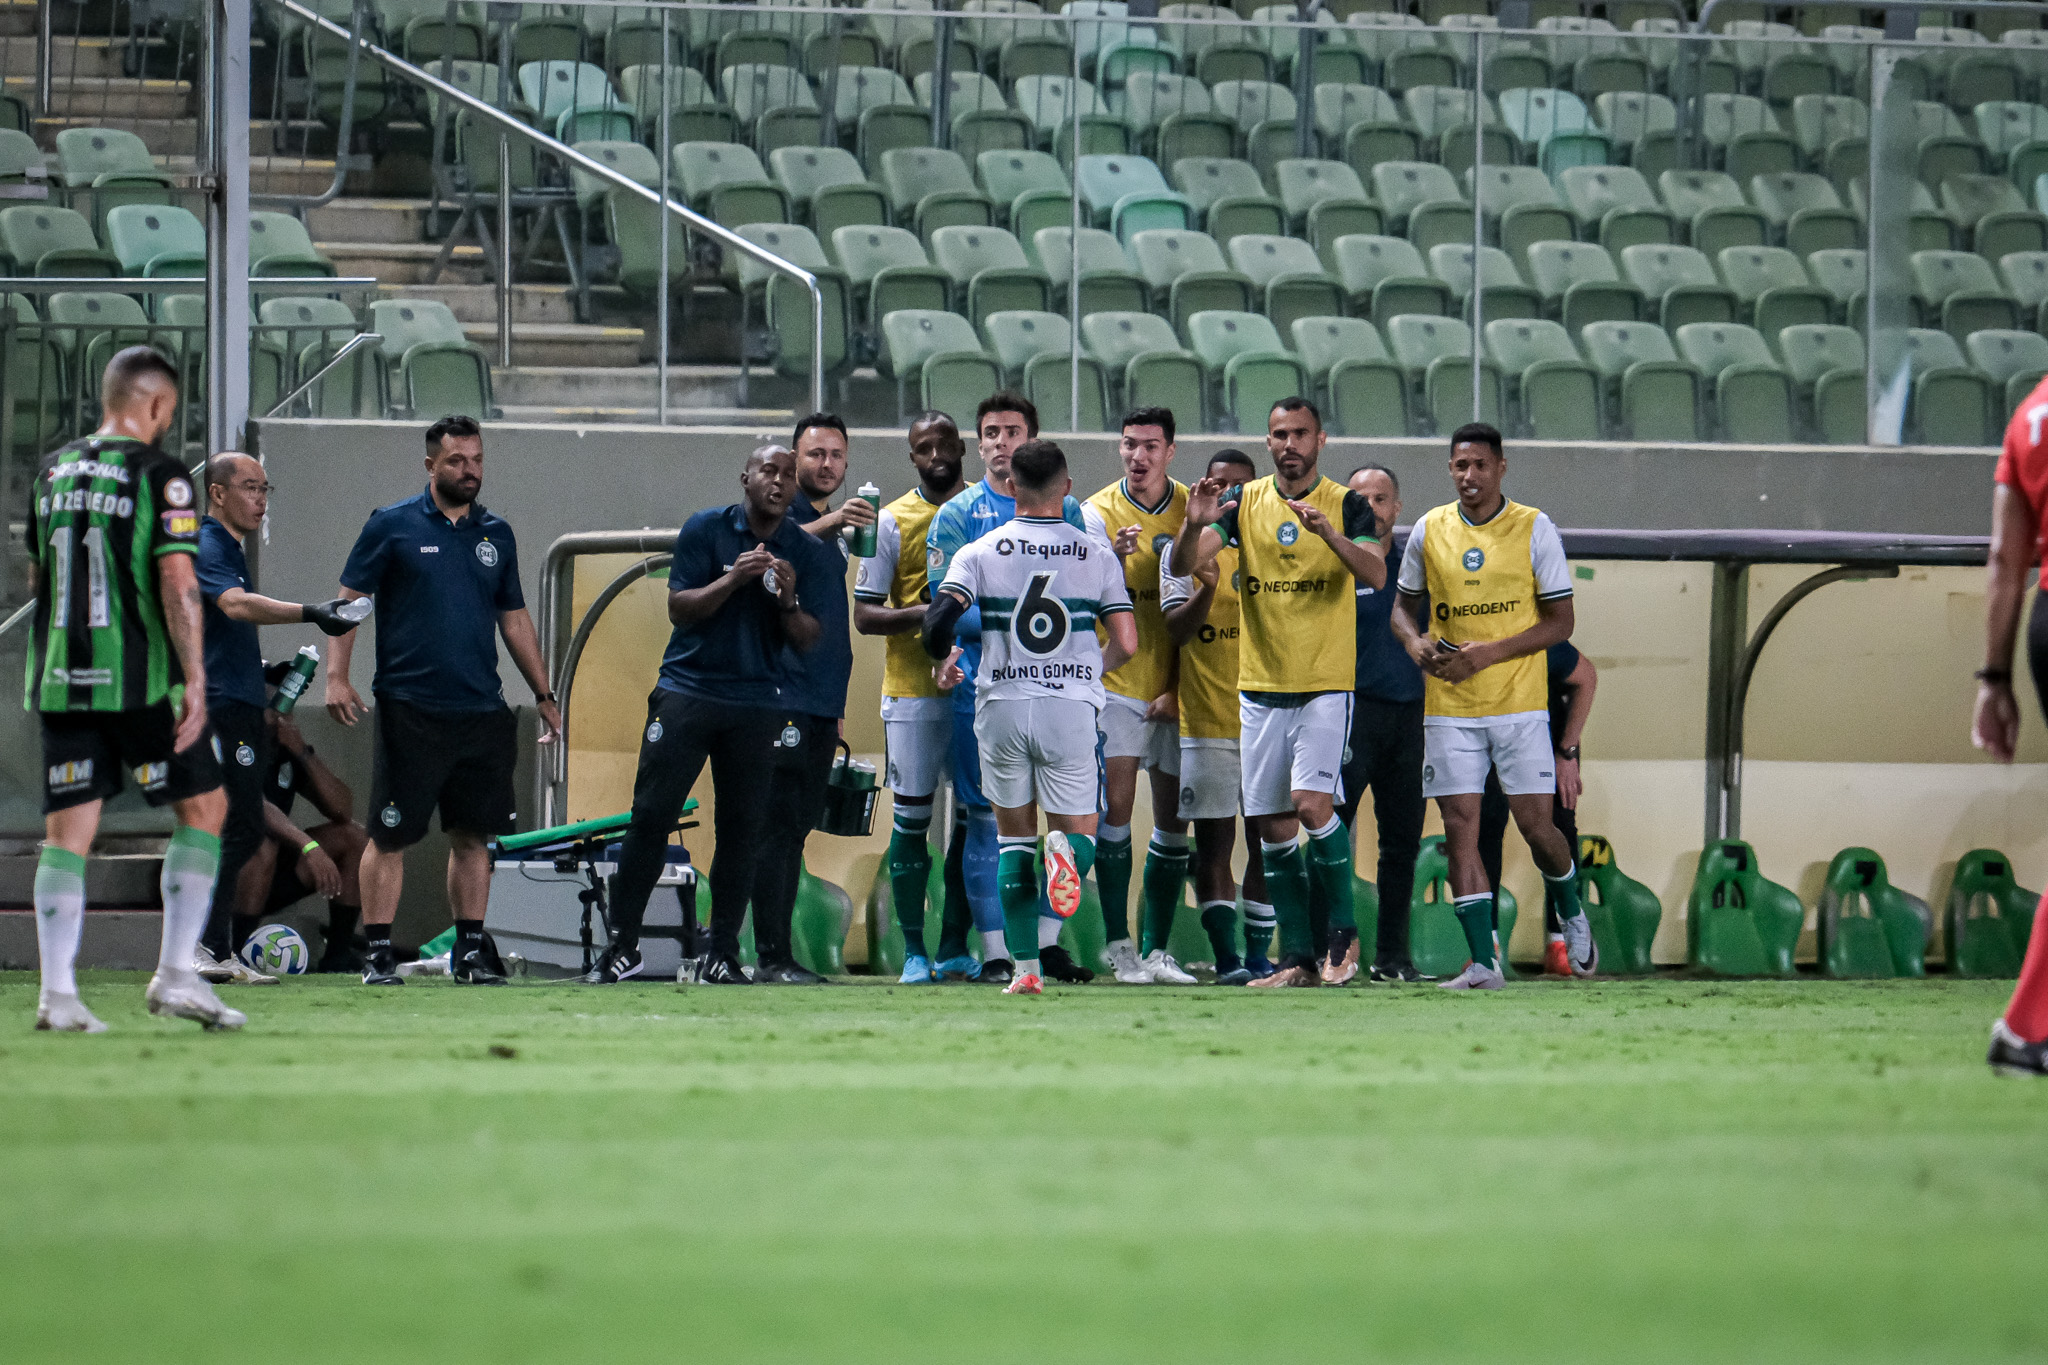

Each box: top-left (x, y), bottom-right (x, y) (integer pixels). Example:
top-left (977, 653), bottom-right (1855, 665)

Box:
top-left (927, 545), bottom-right (945, 569)
top-left (646, 719), bottom-right (663, 744)
top-left (235, 743), bottom-right (255, 767)
top-left (163, 477), bottom-right (193, 508)
top-left (1180, 786), bottom-right (1196, 809)
top-left (1463, 547), bottom-right (1485, 571)
top-left (380, 804), bottom-right (401, 827)
top-left (476, 540), bottom-right (500, 567)
top-left (1422, 765), bottom-right (1434, 783)
top-left (1277, 521), bottom-right (1299, 546)
top-left (779, 724), bottom-right (801, 748)
top-left (1151, 532), bottom-right (1173, 557)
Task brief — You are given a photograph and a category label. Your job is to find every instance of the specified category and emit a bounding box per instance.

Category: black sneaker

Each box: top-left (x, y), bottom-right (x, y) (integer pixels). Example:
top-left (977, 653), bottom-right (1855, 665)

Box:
top-left (1039, 944), bottom-right (1094, 983)
top-left (1369, 960), bottom-right (1436, 984)
top-left (978, 957), bottom-right (1014, 984)
top-left (584, 944), bottom-right (643, 984)
top-left (361, 944), bottom-right (402, 986)
top-left (316, 945), bottom-right (362, 975)
top-left (755, 959), bottom-right (825, 985)
top-left (1989, 1020), bottom-right (2048, 1076)
top-left (452, 949), bottom-right (507, 985)
top-left (699, 952), bottom-right (752, 984)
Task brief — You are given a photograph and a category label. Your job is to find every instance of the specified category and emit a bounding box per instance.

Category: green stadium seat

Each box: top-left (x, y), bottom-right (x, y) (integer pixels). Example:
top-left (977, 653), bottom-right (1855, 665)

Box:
top-left (1525, 240), bottom-right (1644, 336)
top-left (367, 298), bottom-right (493, 420)
top-left (1484, 317), bottom-right (1601, 439)
top-left (1695, 93), bottom-right (1798, 183)
top-left (832, 65), bottom-right (929, 170)
top-left (0, 206), bottom-right (118, 279)
top-left (673, 141), bottom-right (791, 229)
top-left (977, 148), bottom-right (1074, 246)
top-left (605, 190), bottom-right (689, 296)
top-left (1748, 172), bottom-right (1860, 257)
top-left (1545, 15), bottom-right (1648, 97)
top-left (732, 223), bottom-right (852, 380)
top-left (1075, 153), bottom-right (1193, 240)
top-left (1209, 79), bottom-right (1300, 177)
top-left (1579, 320), bottom-right (1703, 442)
top-left (1403, 84), bottom-right (1511, 179)
top-left (1345, 14), bottom-right (1454, 95)
top-left (879, 147), bottom-right (995, 244)
top-left (595, 17), bottom-right (682, 75)
top-left (1630, 17), bottom-right (1737, 97)
top-left (1686, 839), bottom-right (1802, 977)
top-left (1497, 87), bottom-right (1611, 176)
top-left (1805, 247), bottom-right (1867, 323)
top-left (771, 145), bottom-right (890, 244)
top-left (104, 204), bottom-right (205, 280)
top-left (1947, 48), bottom-right (2025, 114)
top-left (715, 25), bottom-right (800, 75)
top-left (570, 141), bottom-right (661, 217)
top-left (1942, 173), bottom-right (2048, 261)
top-left (379, 0), bottom-right (486, 62)
top-left (1313, 83), bottom-right (1420, 179)
top-left (1128, 227), bottom-right (1257, 333)
top-left (0, 128), bottom-right (45, 189)
top-left (1290, 315), bottom-right (1407, 437)
top-left (1901, 327), bottom-right (1996, 445)
top-left (0, 93), bottom-right (28, 137)
top-left (1409, 834), bottom-right (1518, 978)
top-left (1170, 156), bottom-right (1286, 246)
top-left (1467, 165), bottom-right (1577, 268)
top-left (1658, 169), bottom-right (1769, 259)
top-left (1973, 101), bottom-right (2048, 192)
top-left (929, 224), bottom-right (1051, 328)
top-left (1428, 243), bottom-right (1543, 323)
top-left (1121, 73), bottom-right (1222, 160)
top-left (0, 290), bottom-right (62, 450)
top-left (1789, 93), bottom-right (1869, 192)
top-left (880, 308), bottom-right (1001, 426)
top-left (1332, 232), bottom-right (1451, 328)
top-left (1720, 19), bottom-right (1832, 108)
top-left (1594, 92), bottom-right (1678, 178)
top-left (1717, 245), bottom-right (1832, 337)
top-left (517, 59), bottom-right (634, 144)
top-left (1094, 38), bottom-right (1179, 93)
top-left (247, 212), bottom-right (336, 278)
top-left (1150, 80), bottom-right (1241, 169)
top-left (1621, 243), bottom-right (1740, 330)
top-left (1557, 165), bottom-right (1677, 255)
top-left (1369, 159), bottom-right (1470, 256)
top-left (1903, 98), bottom-right (1992, 187)
top-left (1386, 314), bottom-right (1503, 434)
top-left (1816, 848), bottom-right (1931, 979)
top-left (830, 224), bottom-right (951, 324)
top-left (53, 127), bottom-right (174, 241)
top-left (1251, 5), bottom-right (1360, 87)
top-left (1911, 249), bottom-right (2022, 343)
top-left (1848, 174), bottom-right (1957, 254)
top-left (1574, 835), bottom-right (1663, 976)
top-left (254, 296), bottom-right (377, 419)
top-left (999, 32), bottom-right (1078, 87)
top-left (1271, 158), bottom-right (1382, 266)
top-left (1185, 309), bottom-right (1306, 434)
top-left (1028, 225), bottom-right (1149, 313)
top-left (863, 0), bottom-right (937, 53)
top-left (1228, 233), bottom-right (1345, 336)
top-left (2001, 250), bottom-right (2048, 332)
top-left (1439, 15), bottom-right (1552, 95)
top-left (980, 309), bottom-right (1108, 431)
top-left (1674, 321), bottom-right (1795, 441)
top-left (1775, 323), bottom-right (1866, 444)
top-left (1081, 308), bottom-right (1206, 417)
top-left (911, 70), bottom-right (1033, 165)
top-left (47, 291), bottom-right (166, 409)
top-left (1013, 74), bottom-right (1128, 163)
top-left (1942, 849), bottom-right (2036, 978)
top-left (1967, 328), bottom-right (2048, 414)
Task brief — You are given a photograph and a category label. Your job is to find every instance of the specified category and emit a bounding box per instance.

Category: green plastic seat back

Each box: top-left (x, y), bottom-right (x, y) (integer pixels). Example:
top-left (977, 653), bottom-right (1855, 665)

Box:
top-left (1469, 163), bottom-right (1563, 219)
top-left (516, 60), bottom-right (614, 124)
top-left (54, 127), bottom-right (162, 187)
top-left (879, 146), bottom-right (978, 214)
top-left (1370, 160), bottom-right (1462, 220)
top-left (1291, 315), bottom-right (1388, 379)
top-left (1748, 170), bottom-right (1842, 225)
top-left (1574, 834), bottom-right (1665, 975)
top-left (1128, 226), bottom-right (1230, 287)
top-left (1484, 316), bottom-right (1581, 370)
top-left (1312, 82), bottom-right (1404, 142)
top-left (1805, 248), bottom-right (1867, 308)
top-left (719, 63), bottom-right (818, 127)
top-left (768, 143), bottom-right (865, 205)
top-left (1012, 74), bottom-right (1106, 137)
top-left (1211, 79), bottom-right (1296, 133)
top-left (258, 295), bottom-right (357, 345)
top-left (1555, 165), bottom-right (1657, 220)
top-left (1967, 328), bottom-right (2048, 382)
top-left (248, 210), bottom-right (332, 275)
top-left (0, 206), bottom-right (107, 267)
top-left (1658, 167), bottom-right (1748, 219)
top-left (929, 223), bottom-right (1031, 283)
top-left (1594, 91), bottom-right (1676, 145)
top-left (1777, 323), bottom-right (1864, 384)
top-left (830, 224), bottom-right (931, 283)
top-left (1975, 100), bottom-right (2048, 158)
top-left (1674, 320), bottom-right (1777, 374)
top-left (1620, 243), bottom-right (1719, 298)
top-left (1426, 243), bottom-right (1527, 302)
top-left (1121, 73), bottom-right (1212, 137)
top-left (400, 344), bottom-right (491, 421)
top-left (978, 148), bottom-right (1066, 203)
top-left (1030, 225), bottom-right (1126, 275)
top-left (1332, 232), bottom-right (1429, 292)
top-left (1818, 847), bottom-right (1930, 978)
top-left (1789, 92), bottom-right (1867, 157)
top-left (369, 298), bottom-right (469, 361)
top-left (1075, 153), bottom-right (1171, 212)
top-left (1910, 248), bottom-right (2002, 305)
top-left (1081, 309), bottom-right (1184, 372)
top-left (1524, 240), bottom-right (1620, 299)
top-left (1407, 834), bottom-right (1521, 976)
top-left (674, 141), bottom-right (770, 200)
top-left (1696, 92), bottom-right (1781, 146)
top-left (734, 221), bottom-right (833, 284)
top-left (46, 290), bottom-right (152, 358)
top-left (1186, 308), bottom-right (1284, 365)
top-left (2003, 251), bottom-right (2048, 311)
top-left (983, 308), bottom-right (1072, 371)
top-left (737, 225), bottom-right (848, 376)
top-left (1686, 839), bottom-right (1802, 976)
top-left (606, 193), bottom-right (689, 293)
top-left (1945, 848), bottom-right (2036, 977)
top-left (1497, 85), bottom-right (1594, 145)
top-left (104, 204), bottom-right (205, 275)
top-left (1580, 319), bottom-right (1679, 372)
top-left (571, 140), bottom-right (661, 211)
top-left (882, 307), bottom-right (983, 372)
top-left (1171, 156), bottom-right (1267, 211)
top-left (1403, 83), bottom-right (1494, 139)
top-left (1227, 232), bottom-right (1326, 287)
top-left (833, 64), bottom-right (915, 121)
top-left (1487, 317), bottom-right (1599, 436)
top-left (1939, 171), bottom-right (2026, 225)
top-left (0, 128), bottom-right (44, 183)
top-left (1716, 245), bottom-right (1814, 305)
top-left (1387, 312), bottom-right (1473, 372)
top-left (1272, 158), bottom-right (1368, 217)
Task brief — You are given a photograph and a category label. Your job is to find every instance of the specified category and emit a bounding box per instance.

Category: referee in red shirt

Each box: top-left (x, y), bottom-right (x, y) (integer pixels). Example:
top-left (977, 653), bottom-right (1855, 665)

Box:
top-left (1973, 381), bottom-right (2048, 1076)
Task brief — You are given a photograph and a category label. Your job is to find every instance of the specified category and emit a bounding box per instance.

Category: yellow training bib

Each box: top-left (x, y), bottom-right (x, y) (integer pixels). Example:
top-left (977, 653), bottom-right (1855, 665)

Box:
top-left (1226, 475), bottom-right (1377, 695)
top-left (876, 488), bottom-right (944, 699)
top-left (1087, 477), bottom-right (1187, 703)
top-left (1415, 498), bottom-right (1564, 719)
top-left (1174, 544), bottom-right (1242, 739)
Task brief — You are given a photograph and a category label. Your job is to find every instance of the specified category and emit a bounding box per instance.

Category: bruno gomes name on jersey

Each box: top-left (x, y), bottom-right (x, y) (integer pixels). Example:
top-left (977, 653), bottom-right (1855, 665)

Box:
top-left (936, 515), bottom-right (1132, 708)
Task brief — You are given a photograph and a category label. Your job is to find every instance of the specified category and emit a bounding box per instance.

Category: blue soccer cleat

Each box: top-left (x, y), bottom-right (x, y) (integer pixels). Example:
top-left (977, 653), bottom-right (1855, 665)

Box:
top-left (899, 954), bottom-right (935, 985)
top-left (933, 954), bottom-right (983, 982)
top-left (1243, 954), bottom-right (1277, 980)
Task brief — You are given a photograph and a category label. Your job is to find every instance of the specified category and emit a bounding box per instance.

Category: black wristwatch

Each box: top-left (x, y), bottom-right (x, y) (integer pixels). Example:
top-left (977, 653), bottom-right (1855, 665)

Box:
top-left (1556, 745), bottom-right (1581, 762)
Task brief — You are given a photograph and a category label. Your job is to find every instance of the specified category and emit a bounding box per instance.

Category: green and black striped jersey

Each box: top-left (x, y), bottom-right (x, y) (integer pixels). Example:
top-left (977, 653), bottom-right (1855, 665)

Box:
top-left (24, 435), bottom-right (201, 713)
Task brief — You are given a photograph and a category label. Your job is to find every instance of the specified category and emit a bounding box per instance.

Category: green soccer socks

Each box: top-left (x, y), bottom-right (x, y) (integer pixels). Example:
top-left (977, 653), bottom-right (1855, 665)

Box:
top-left (997, 837), bottom-right (1040, 975)
top-left (1242, 898), bottom-right (1277, 963)
top-left (159, 825), bottom-right (221, 976)
top-left (1200, 900), bottom-right (1241, 971)
top-left (1453, 893), bottom-right (1498, 970)
top-left (34, 846), bottom-right (87, 996)
top-left (888, 803), bottom-right (936, 959)
top-left (1095, 824), bottom-right (1133, 944)
top-left (1546, 863), bottom-right (1584, 926)
top-left (1139, 830), bottom-right (1190, 954)
top-left (1260, 838), bottom-right (1314, 963)
top-left (1305, 815), bottom-right (1357, 934)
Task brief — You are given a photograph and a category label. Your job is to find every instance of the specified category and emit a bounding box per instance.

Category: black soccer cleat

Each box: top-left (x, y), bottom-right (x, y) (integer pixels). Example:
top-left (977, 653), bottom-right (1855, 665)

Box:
top-left (698, 952), bottom-right (752, 985)
top-left (452, 949), bottom-right (507, 985)
top-left (977, 957), bottom-right (1014, 984)
top-left (1369, 960), bottom-right (1436, 984)
top-left (1039, 945), bottom-right (1094, 983)
top-left (584, 944), bottom-right (643, 984)
top-left (360, 944), bottom-right (402, 986)
top-left (1988, 1020), bottom-right (2048, 1077)
top-left (755, 959), bottom-right (826, 985)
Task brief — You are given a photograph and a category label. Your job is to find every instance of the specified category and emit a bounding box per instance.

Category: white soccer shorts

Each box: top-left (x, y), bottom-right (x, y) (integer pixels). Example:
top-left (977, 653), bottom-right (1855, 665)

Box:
top-left (1238, 692), bottom-right (1351, 817)
top-left (880, 695), bottom-right (952, 800)
top-left (1422, 715), bottom-right (1555, 798)
top-left (1097, 690), bottom-right (1180, 773)
top-left (974, 696), bottom-right (1102, 816)
top-left (1176, 739), bottom-right (1241, 821)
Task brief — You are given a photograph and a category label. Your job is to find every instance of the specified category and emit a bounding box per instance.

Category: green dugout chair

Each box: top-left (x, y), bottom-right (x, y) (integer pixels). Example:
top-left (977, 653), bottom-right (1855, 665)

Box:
top-left (1942, 849), bottom-right (2036, 978)
top-left (1816, 848), bottom-right (1932, 979)
top-left (790, 864), bottom-right (853, 976)
top-left (1685, 839), bottom-right (1802, 977)
top-left (1410, 835), bottom-right (1518, 979)
top-left (1574, 835), bottom-right (1662, 976)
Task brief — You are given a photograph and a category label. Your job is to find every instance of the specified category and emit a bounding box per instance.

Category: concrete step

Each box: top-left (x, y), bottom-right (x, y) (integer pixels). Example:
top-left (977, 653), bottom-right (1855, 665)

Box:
top-left (496, 404), bottom-right (797, 425)
top-left (380, 281), bottom-right (577, 325)
top-left (19, 75), bottom-right (195, 119)
top-left (0, 0), bottom-right (39, 37)
top-left (1, 37), bottom-right (167, 79)
top-left (321, 239), bottom-right (487, 284)
top-left (308, 197), bottom-right (432, 246)
top-left (464, 321), bottom-right (643, 367)
top-left (492, 365), bottom-right (899, 423)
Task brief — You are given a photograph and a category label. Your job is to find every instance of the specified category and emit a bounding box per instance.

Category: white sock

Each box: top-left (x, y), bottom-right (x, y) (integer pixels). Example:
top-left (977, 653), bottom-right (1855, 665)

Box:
top-left (34, 847), bottom-right (86, 997)
top-left (1038, 917), bottom-right (1063, 949)
top-left (981, 928), bottom-right (1009, 961)
top-left (1149, 829), bottom-right (1190, 852)
top-left (1018, 957), bottom-right (1042, 979)
top-left (157, 826), bottom-right (221, 977)
top-left (1306, 813), bottom-right (1343, 841)
top-left (1098, 822), bottom-right (1130, 845)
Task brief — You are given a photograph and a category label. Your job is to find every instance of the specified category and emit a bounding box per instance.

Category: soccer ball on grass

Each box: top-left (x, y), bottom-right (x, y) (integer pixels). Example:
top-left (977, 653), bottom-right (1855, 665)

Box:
top-left (239, 924), bottom-right (311, 976)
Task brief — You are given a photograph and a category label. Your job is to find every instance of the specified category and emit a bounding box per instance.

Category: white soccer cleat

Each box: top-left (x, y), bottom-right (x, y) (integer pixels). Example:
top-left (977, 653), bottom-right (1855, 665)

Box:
top-left (1561, 912), bottom-right (1598, 978)
top-left (145, 972), bottom-right (247, 1031)
top-left (1437, 961), bottom-right (1506, 992)
top-left (218, 955), bottom-right (278, 987)
top-left (1105, 939), bottom-right (1151, 984)
top-left (1043, 830), bottom-right (1082, 919)
top-left (1003, 971), bottom-right (1044, 995)
top-left (35, 991), bottom-right (107, 1033)
top-left (193, 946), bottom-right (236, 984)
top-left (1141, 949), bottom-right (1197, 984)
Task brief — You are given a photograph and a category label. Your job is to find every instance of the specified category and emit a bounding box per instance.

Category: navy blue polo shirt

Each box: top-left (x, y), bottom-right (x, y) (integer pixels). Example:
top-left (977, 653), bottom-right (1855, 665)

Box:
top-left (657, 502), bottom-right (840, 708)
top-left (196, 516), bottom-right (267, 709)
top-left (339, 487), bottom-right (524, 713)
top-left (1354, 531), bottom-right (1425, 704)
top-left (779, 497), bottom-right (853, 719)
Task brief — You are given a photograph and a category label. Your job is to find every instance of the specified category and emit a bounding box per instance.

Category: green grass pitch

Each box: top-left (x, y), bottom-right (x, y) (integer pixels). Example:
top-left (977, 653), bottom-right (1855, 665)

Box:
top-left (3, 970), bottom-right (2044, 1364)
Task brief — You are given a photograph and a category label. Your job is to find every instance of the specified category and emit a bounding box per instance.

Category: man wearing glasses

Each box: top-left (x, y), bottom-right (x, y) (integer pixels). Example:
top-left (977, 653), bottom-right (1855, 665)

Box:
top-left (194, 454), bottom-right (358, 979)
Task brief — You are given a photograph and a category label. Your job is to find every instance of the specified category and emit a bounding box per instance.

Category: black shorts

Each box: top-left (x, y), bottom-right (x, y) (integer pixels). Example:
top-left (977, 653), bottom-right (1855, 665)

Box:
top-left (41, 702), bottom-right (224, 813)
top-left (213, 701), bottom-right (272, 861)
top-left (368, 696), bottom-right (517, 849)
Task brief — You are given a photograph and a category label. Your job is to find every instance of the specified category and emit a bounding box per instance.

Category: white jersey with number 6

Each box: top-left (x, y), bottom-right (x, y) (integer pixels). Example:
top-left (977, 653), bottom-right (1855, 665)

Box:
top-left (936, 514), bottom-right (1133, 708)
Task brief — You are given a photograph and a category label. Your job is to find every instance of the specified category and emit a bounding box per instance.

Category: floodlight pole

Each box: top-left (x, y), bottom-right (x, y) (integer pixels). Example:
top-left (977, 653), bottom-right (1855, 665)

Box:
top-left (205, 0), bottom-right (252, 454)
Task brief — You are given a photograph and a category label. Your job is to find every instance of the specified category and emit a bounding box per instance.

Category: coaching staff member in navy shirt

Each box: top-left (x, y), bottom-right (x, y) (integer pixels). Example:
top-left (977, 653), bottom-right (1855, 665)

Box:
top-left (587, 443), bottom-right (839, 986)
top-left (194, 453), bottom-right (356, 977)
top-left (324, 416), bottom-right (562, 988)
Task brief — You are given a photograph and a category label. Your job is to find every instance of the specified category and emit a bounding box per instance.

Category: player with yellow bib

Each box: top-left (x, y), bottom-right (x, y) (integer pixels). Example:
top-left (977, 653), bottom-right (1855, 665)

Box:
top-left (1391, 422), bottom-right (1596, 990)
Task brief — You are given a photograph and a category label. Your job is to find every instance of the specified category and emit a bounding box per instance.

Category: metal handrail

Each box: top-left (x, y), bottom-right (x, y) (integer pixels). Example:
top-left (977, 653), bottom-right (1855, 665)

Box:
top-left (260, 0), bottom-right (829, 413)
top-left (254, 0), bottom-right (371, 209)
top-left (1694, 0), bottom-right (2047, 31)
top-left (263, 332), bottom-right (384, 417)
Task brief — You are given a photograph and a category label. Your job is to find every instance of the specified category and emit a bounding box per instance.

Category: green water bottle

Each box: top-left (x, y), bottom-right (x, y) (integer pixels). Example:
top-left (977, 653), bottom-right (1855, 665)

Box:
top-left (273, 645), bottom-right (319, 715)
top-left (851, 481), bottom-right (881, 558)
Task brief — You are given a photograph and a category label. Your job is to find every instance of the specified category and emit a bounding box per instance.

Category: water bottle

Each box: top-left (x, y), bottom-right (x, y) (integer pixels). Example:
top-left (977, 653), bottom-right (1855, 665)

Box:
top-left (850, 481), bottom-right (881, 558)
top-left (272, 645), bottom-right (319, 715)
